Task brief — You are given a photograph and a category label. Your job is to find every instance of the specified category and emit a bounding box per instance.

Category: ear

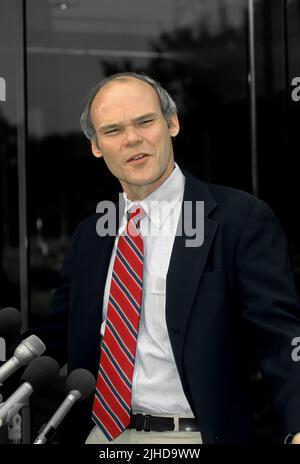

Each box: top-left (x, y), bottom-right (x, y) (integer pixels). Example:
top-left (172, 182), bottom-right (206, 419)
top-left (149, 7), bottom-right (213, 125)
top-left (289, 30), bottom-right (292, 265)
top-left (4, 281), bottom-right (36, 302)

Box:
top-left (91, 140), bottom-right (103, 158)
top-left (169, 113), bottom-right (180, 137)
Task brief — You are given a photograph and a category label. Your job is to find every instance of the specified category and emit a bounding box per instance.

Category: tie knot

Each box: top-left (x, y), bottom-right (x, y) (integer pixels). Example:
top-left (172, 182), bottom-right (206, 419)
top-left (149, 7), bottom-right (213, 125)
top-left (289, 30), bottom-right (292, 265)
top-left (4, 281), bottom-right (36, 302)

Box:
top-left (127, 205), bottom-right (146, 224)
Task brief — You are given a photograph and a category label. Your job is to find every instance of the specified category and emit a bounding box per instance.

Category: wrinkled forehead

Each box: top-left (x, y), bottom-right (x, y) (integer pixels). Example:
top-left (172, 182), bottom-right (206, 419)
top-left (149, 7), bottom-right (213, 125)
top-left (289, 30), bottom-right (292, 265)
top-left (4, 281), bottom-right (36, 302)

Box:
top-left (98, 76), bottom-right (158, 98)
top-left (91, 77), bottom-right (161, 118)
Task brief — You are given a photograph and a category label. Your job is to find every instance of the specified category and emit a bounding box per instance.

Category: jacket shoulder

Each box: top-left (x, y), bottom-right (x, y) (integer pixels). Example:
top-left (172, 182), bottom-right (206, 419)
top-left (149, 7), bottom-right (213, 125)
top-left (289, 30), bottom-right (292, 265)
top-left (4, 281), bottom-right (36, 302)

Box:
top-left (206, 181), bottom-right (258, 209)
top-left (185, 171), bottom-right (275, 226)
top-left (203, 181), bottom-right (280, 233)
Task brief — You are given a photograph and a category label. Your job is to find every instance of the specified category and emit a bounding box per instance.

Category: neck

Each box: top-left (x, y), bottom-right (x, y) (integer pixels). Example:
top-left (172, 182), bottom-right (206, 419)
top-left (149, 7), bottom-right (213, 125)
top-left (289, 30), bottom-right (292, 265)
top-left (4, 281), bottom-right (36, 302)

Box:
top-left (122, 162), bottom-right (175, 202)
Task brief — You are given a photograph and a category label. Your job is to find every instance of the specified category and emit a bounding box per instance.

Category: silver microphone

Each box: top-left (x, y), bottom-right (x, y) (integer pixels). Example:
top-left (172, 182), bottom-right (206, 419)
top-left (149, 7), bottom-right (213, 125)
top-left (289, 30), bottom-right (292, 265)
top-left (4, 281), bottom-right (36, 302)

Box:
top-left (0, 356), bottom-right (60, 427)
top-left (33, 369), bottom-right (95, 444)
top-left (0, 307), bottom-right (23, 362)
top-left (0, 335), bottom-right (46, 386)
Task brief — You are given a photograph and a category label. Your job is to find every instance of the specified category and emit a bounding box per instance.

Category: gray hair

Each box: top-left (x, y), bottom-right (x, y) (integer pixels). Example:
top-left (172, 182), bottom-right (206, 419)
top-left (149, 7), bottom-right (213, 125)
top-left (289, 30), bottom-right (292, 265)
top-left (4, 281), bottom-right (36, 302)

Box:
top-left (80, 72), bottom-right (177, 143)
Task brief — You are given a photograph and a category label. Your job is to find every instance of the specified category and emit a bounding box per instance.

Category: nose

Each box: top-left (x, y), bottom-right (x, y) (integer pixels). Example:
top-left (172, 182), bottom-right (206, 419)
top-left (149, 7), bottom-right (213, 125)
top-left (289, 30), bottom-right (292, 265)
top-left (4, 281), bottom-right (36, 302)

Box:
top-left (123, 124), bottom-right (142, 146)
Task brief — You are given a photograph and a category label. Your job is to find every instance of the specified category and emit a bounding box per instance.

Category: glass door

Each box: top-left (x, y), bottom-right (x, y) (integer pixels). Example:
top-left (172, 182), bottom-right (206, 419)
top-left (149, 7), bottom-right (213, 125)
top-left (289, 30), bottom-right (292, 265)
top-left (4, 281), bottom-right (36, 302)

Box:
top-left (0, 0), bottom-right (28, 444)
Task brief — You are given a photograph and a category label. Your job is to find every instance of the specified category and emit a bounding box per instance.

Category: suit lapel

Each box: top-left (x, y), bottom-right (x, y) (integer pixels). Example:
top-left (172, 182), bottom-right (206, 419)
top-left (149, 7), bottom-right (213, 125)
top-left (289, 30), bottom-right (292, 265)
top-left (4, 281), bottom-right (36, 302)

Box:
top-left (166, 174), bottom-right (218, 378)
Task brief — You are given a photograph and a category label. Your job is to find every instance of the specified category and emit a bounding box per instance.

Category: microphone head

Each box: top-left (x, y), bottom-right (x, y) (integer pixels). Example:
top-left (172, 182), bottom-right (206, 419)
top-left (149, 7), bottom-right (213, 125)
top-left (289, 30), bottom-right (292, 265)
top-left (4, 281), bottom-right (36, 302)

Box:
top-left (65, 369), bottom-right (96, 401)
top-left (0, 307), bottom-right (22, 338)
top-left (21, 356), bottom-right (60, 393)
top-left (14, 335), bottom-right (46, 365)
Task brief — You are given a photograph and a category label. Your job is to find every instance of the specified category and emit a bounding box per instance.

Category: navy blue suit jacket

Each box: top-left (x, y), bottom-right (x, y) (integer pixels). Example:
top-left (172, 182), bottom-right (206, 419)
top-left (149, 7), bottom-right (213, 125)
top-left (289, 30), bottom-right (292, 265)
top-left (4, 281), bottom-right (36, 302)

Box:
top-left (37, 171), bottom-right (300, 443)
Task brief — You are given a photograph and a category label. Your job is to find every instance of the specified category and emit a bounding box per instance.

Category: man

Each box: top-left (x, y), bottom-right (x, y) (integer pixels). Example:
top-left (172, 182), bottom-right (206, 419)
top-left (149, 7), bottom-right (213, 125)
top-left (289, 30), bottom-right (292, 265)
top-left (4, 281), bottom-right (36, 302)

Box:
top-left (39, 72), bottom-right (300, 444)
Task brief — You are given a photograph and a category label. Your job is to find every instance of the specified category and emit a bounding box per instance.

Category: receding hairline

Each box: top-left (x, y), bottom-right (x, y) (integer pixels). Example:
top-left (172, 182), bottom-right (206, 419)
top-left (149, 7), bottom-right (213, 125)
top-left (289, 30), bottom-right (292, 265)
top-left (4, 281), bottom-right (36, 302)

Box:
top-left (90, 75), bottom-right (162, 115)
top-left (80, 72), bottom-right (178, 142)
top-left (93, 75), bottom-right (160, 100)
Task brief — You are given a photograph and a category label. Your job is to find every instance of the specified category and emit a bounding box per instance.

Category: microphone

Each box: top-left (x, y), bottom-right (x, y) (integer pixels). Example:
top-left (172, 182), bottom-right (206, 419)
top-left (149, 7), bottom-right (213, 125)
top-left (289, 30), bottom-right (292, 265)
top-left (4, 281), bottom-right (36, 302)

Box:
top-left (0, 307), bottom-right (23, 361)
top-left (33, 368), bottom-right (96, 444)
top-left (0, 307), bottom-right (23, 340)
top-left (0, 335), bottom-right (46, 386)
top-left (0, 356), bottom-right (60, 427)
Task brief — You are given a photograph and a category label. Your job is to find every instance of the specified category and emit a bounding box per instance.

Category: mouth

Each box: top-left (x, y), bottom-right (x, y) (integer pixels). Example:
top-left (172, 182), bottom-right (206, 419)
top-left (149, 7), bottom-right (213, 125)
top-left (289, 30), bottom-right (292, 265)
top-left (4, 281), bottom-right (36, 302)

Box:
top-left (126, 153), bottom-right (151, 163)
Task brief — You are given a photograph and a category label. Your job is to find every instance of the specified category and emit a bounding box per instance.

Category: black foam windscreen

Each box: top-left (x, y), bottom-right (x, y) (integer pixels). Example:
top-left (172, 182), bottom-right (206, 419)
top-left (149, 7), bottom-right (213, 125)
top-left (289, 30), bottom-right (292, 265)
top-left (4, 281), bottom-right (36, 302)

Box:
top-left (0, 307), bottom-right (22, 338)
top-left (21, 356), bottom-right (60, 393)
top-left (65, 368), bottom-right (96, 401)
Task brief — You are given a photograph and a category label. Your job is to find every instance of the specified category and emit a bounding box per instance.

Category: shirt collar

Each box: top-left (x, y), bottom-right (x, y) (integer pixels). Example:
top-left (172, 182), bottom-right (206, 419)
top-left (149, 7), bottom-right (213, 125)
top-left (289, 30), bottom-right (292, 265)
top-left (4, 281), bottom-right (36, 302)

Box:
top-left (122, 163), bottom-right (185, 229)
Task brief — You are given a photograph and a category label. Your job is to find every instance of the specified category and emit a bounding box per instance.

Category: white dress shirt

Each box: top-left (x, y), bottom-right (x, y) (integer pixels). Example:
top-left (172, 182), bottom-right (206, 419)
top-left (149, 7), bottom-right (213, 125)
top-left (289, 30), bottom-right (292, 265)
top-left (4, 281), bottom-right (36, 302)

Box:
top-left (101, 163), bottom-right (194, 416)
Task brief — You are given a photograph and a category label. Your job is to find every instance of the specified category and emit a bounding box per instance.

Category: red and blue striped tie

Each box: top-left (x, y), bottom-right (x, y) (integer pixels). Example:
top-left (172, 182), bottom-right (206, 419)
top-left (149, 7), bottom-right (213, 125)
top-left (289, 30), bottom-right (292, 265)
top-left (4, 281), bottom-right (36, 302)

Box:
top-left (92, 206), bottom-right (145, 440)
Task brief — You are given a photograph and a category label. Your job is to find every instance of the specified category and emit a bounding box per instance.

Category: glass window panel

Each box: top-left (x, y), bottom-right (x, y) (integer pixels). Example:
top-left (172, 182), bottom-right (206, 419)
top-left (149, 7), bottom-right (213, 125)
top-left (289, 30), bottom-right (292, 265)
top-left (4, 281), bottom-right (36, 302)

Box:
top-left (0, 0), bottom-right (26, 445)
top-left (0, 1), bottom-right (23, 311)
top-left (286, 0), bottom-right (300, 287)
top-left (26, 0), bottom-right (249, 324)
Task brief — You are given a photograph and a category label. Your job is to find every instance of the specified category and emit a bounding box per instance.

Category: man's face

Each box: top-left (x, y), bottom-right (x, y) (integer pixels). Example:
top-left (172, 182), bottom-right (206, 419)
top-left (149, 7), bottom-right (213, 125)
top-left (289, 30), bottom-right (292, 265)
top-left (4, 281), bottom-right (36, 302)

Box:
top-left (90, 77), bottom-right (179, 200)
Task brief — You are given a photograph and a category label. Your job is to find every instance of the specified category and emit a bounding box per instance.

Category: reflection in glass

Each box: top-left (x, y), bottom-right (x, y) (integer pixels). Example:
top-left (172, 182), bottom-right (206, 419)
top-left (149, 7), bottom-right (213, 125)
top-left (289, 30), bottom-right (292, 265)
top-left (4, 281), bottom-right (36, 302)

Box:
top-left (0, 1), bottom-right (23, 310)
top-left (26, 0), bottom-right (249, 323)
top-left (286, 0), bottom-right (300, 287)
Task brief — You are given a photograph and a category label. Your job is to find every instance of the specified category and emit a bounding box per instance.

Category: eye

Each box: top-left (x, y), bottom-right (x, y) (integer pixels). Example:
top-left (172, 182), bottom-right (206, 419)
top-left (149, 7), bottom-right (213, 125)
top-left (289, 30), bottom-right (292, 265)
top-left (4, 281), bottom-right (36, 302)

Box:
top-left (138, 119), bottom-right (154, 126)
top-left (104, 127), bottom-right (121, 135)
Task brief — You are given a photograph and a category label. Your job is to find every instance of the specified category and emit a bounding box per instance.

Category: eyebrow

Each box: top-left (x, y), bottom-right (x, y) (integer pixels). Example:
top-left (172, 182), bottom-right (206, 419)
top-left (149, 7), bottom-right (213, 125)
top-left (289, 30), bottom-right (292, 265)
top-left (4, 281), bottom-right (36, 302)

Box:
top-left (97, 112), bottom-right (159, 133)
